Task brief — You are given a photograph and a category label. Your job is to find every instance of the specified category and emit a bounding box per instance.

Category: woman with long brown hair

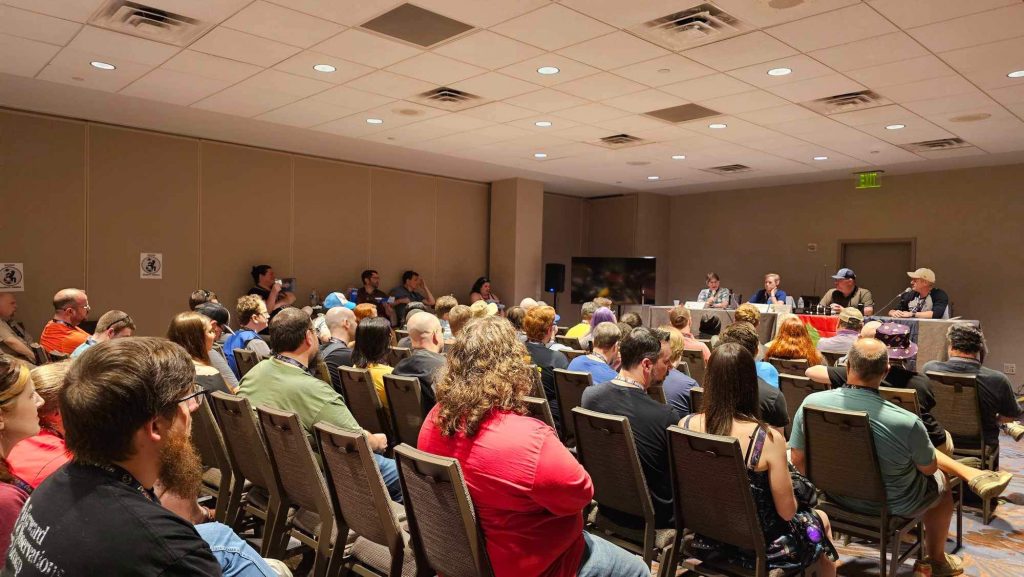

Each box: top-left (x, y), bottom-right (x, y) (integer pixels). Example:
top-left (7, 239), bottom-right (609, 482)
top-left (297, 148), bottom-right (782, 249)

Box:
top-left (765, 316), bottom-right (825, 366)
top-left (167, 312), bottom-right (233, 394)
top-left (418, 317), bottom-right (649, 577)
top-left (0, 355), bottom-right (44, 567)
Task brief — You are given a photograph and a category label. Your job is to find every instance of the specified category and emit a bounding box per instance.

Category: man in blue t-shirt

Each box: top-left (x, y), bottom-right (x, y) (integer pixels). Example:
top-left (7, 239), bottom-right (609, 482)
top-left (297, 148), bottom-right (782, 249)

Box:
top-left (749, 273), bottom-right (787, 306)
top-left (567, 321), bottom-right (620, 384)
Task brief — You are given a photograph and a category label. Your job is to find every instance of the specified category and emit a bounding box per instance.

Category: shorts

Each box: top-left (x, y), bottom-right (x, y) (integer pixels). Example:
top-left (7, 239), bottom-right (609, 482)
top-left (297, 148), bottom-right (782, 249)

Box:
top-left (901, 470), bottom-right (949, 518)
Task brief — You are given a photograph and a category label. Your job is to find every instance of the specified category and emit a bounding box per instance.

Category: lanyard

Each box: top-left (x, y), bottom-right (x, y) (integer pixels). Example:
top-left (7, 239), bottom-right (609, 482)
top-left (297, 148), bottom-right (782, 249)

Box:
top-left (613, 375), bottom-right (645, 391)
top-left (92, 463), bottom-right (158, 503)
top-left (49, 319), bottom-right (77, 330)
top-left (274, 354), bottom-right (316, 376)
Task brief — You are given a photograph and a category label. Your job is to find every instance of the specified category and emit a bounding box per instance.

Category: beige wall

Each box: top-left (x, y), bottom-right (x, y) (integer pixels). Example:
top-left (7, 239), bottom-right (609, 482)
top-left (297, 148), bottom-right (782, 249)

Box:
top-left (0, 109), bottom-right (489, 338)
top-left (490, 178), bottom-right (544, 307)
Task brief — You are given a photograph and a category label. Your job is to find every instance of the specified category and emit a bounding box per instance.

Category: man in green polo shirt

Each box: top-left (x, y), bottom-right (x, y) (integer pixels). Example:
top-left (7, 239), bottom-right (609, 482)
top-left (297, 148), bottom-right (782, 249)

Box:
top-left (238, 307), bottom-right (401, 501)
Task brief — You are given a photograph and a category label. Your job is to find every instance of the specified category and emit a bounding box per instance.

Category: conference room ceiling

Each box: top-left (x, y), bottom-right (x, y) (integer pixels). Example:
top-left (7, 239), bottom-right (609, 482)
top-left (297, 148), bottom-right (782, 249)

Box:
top-left (2, 0), bottom-right (1024, 196)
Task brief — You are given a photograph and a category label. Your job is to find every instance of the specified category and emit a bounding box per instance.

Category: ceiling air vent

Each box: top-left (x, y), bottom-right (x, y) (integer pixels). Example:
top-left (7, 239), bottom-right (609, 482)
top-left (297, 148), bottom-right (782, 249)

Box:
top-left (645, 103), bottom-right (721, 123)
top-left (412, 87), bottom-right (483, 112)
top-left (362, 3), bottom-right (474, 48)
top-left (803, 90), bottom-right (891, 116)
top-left (628, 3), bottom-right (750, 51)
top-left (596, 134), bottom-right (646, 149)
top-left (703, 164), bottom-right (753, 175)
top-left (901, 138), bottom-right (972, 153)
top-left (90, 0), bottom-right (207, 46)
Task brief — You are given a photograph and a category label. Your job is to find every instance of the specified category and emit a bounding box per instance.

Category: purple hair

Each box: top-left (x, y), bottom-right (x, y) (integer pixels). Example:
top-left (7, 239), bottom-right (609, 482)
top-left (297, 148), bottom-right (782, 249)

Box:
top-left (590, 307), bottom-right (617, 329)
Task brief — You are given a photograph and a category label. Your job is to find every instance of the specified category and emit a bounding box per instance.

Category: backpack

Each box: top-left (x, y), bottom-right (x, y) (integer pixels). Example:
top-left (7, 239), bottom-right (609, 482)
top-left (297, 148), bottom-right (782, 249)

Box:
top-left (223, 329), bottom-right (260, 378)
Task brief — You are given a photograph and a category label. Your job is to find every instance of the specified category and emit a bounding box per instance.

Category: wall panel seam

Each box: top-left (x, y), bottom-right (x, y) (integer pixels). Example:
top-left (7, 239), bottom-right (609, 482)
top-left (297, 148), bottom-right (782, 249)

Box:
top-left (83, 124), bottom-right (90, 291)
top-left (289, 156), bottom-right (295, 276)
top-left (197, 141), bottom-right (203, 288)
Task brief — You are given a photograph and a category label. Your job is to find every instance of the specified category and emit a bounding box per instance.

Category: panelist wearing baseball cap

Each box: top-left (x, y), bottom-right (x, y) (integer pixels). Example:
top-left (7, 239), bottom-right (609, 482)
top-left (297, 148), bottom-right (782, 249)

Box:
top-left (890, 268), bottom-right (950, 319)
top-left (820, 268), bottom-right (874, 316)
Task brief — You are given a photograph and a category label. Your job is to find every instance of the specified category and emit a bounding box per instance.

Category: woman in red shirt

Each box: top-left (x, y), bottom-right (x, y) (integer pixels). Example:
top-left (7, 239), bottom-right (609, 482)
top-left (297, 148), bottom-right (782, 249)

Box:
top-left (9, 361), bottom-right (71, 488)
top-left (418, 317), bottom-right (650, 577)
top-left (0, 355), bottom-right (45, 567)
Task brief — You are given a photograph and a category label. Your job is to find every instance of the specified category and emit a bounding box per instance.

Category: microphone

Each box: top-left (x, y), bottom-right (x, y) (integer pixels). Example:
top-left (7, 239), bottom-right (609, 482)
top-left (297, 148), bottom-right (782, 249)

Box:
top-left (877, 288), bottom-right (911, 317)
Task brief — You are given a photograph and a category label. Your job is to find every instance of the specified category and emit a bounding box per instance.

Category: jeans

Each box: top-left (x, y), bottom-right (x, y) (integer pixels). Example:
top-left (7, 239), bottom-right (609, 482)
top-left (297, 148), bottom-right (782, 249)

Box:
top-left (196, 522), bottom-right (285, 577)
top-left (374, 453), bottom-right (403, 503)
top-left (577, 532), bottom-right (650, 577)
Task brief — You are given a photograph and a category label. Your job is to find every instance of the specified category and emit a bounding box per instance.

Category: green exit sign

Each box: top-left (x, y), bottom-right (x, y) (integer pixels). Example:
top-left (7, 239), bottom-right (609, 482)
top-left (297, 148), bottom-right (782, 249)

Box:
top-left (856, 171), bottom-right (882, 189)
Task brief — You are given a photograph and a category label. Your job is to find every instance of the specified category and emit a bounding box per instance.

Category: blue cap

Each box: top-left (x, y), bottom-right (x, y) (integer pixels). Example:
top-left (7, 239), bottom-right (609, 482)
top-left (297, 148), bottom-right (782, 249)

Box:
top-left (831, 268), bottom-right (856, 280)
top-left (323, 291), bottom-right (356, 310)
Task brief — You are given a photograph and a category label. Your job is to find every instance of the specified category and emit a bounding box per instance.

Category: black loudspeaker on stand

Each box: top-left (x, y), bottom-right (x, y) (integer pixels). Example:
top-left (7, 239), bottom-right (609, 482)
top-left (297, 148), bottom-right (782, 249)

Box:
top-left (545, 263), bottom-right (565, 310)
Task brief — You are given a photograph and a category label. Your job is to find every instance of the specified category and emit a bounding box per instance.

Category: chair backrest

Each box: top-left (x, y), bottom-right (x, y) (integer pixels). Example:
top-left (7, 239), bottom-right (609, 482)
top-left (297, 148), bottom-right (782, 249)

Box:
top-left (555, 335), bottom-right (583, 350)
top-left (647, 385), bottom-right (666, 404)
top-left (571, 407), bottom-right (654, 524)
top-left (553, 369), bottom-right (592, 443)
top-left (394, 329), bottom-right (409, 342)
top-left (233, 348), bottom-right (261, 378)
top-left (564, 349), bottom-right (587, 362)
top-left (768, 357), bottom-right (809, 376)
top-left (879, 386), bottom-right (921, 415)
top-left (555, 326), bottom-right (568, 336)
top-left (383, 373), bottom-right (425, 448)
top-left (675, 360), bottom-right (690, 376)
top-left (192, 400), bottom-right (231, 476)
top-left (925, 371), bottom-right (984, 443)
top-left (802, 406), bottom-right (887, 505)
top-left (821, 351), bottom-right (843, 367)
top-left (778, 373), bottom-right (827, 437)
top-left (668, 426), bottom-right (765, 559)
top-left (208, 392), bottom-right (279, 498)
top-left (394, 444), bottom-right (494, 577)
top-left (527, 364), bottom-right (544, 398)
top-left (30, 343), bottom-right (50, 365)
top-left (339, 366), bottom-right (390, 434)
top-left (689, 386), bottom-right (705, 414)
top-left (389, 346), bottom-right (411, 367)
top-left (681, 349), bottom-right (705, 384)
top-left (522, 396), bottom-right (556, 430)
top-left (314, 423), bottom-right (402, 553)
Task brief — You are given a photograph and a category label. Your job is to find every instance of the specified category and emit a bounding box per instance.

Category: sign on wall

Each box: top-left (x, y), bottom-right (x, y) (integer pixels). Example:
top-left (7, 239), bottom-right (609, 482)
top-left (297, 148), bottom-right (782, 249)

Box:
top-left (140, 253), bottom-right (163, 280)
top-left (0, 263), bottom-right (24, 292)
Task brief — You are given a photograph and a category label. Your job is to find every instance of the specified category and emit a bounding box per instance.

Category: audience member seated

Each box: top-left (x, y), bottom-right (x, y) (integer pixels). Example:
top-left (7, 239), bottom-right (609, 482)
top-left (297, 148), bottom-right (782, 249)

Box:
top-left (38, 288), bottom-right (91, 355)
top-left (322, 291), bottom-right (356, 311)
top-left (0, 294), bottom-right (36, 365)
top-left (248, 264), bottom-right (295, 320)
top-left (238, 309), bottom-right (400, 501)
top-left (765, 317), bottom-right (825, 367)
top-left (448, 305), bottom-right (473, 339)
top-left (582, 326), bottom-right (678, 530)
top-left (620, 311), bottom-right (643, 329)
top-left (661, 329), bottom-right (699, 416)
top-left (593, 297), bottom-right (613, 309)
top-left (389, 270), bottom-right (435, 325)
top-left (717, 323), bottom-right (789, 431)
top-left (356, 269), bottom-right (395, 325)
top-left (816, 307), bottom-right (863, 355)
top-left (667, 305), bottom-right (711, 363)
top-left (393, 312), bottom-right (445, 413)
top-left (891, 268), bottom-right (949, 319)
top-left (567, 321), bottom-right (620, 384)
top-left (749, 273), bottom-right (787, 306)
top-left (434, 295), bottom-right (458, 339)
top-left (418, 317), bottom-right (650, 577)
top-left (566, 302), bottom-right (597, 340)
top-left (469, 276), bottom-right (501, 306)
top-left (469, 299), bottom-right (498, 320)
top-left (167, 312), bottom-right (233, 395)
top-left (506, 306), bottom-right (526, 341)
top-left (193, 301), bottom-right (239, 391)
top-left (524, 306), bottom-right (569, 431)
top-left (320, 307), bottom-right (356, 391)
top-left (680, 343), bottom-right (837, 577)
top-left (354, 302), bottom-right (378, 325)
top-left (70, 309), bottom-right (136, 358)
top-left (352, 317), bottom-right (395, 408)
top-left (188, 289), bottom-right (218, 311)
top-left (791, 339), bottom-right (967, 576)
top-left (0, 355), bottom-right (43, 566)
top-left (519, 297), bottom-right (540, 311)
top-left (9, 361), bottom-right (70, 489)
top-left (723, 320), bottom-right (778, 386)
top-left (697, 272), bottom-right (731, 309)
top-left (5, 338), bottom-right (284, 575)
top-left (223, 295), bottom-right (272, 377)
top-left (578, 307), bottom-right (616, 351)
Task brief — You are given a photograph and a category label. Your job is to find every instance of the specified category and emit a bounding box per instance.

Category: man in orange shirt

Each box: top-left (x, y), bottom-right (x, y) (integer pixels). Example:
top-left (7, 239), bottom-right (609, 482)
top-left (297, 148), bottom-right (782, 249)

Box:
top-left (38, 288), bottom-right (91, 354)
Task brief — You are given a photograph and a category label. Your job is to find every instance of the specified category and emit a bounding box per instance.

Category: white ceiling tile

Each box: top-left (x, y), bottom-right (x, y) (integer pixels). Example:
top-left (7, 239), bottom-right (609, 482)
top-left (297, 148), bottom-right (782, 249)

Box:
top-left (472, 123), bottom-right (535, 142)
top-left (460, 102), bottom-right (536, 123)
top-left (0, 33), bottom-right (61, 78)
top-left (549, 124), bottom-right (618, 142)
top-left (504, 88), bottom-right (589, 113)
top-left (880, 76), bottom-right (978, 104)
top-left (451, 72), bottom-right (539, 100)
top-left (612, 54), bottom-right (715, 88)
top-left (236, 69), bottom-right (334, 99)
top-left (265, 0), bottom-right (400, 26)
top-left (192, 84), bottom-right (302, 117)
top-left (866, 0), bottom-right (1018, 28)
top-left (681, 32), bottom-right (799, 72)
top-left (660, 74), bottom-right (753, 101)
top-left (272, 51), bottom-right (374, 84)
top-left (498, 54), bottom-right (600, 87)
top-left (766, 4), bottom-right (898, 52)
top-left (313, 29), bottom-right (421, 68)
top-left (0, 6), bottom-right (81, 46)
top-left (490, 4), bottom-right (616, 51)
top-left (698, 90), bottom-right (791, 115)
top-left (831, 104), bottom-right (915, 127)
top-left (415, 0), bottom-right (550, 28)
top-left (556, 31), bottom-right (671, 70)
top-left (345, 70), bottom-right (435, 99)
top-left (506, 114), bottom-right (581, 132)
top-left (857, 118), bottom-right (957, 145)
top-left (712, 0), bottom-right (862, 28)
top-left (120, 69), bottom-right (232, 106)
top-left (361, 123), bottom-right (456, 146)
top-left (311, 85), bottom-right (395, 111)
top-left (557, 0), bottom-right (691, 28)
top-left (592, 114), bottom-right (671, 134)
top-left (386, 53), bottom-right (487, 86)
top-left (726, 55), bottom-right (835, 89)
top-left (603, 89), bottom-right (686, 114)
top-left (39, 47), bottom-right (152, 92)
top-left (161, 50), bottom-right (261, 84)
top-left (222, 1), bottom-right (345, 48)
top-left (556, 72), bottom-right (647, 101)
top-left (433, 30), bottom-right (544, 70)
top-left (316, 102), bottom-right (447, 137)
top-left (810, 32), bottom-right (929, 73)
top-left (2, 0), bottom-right (105, 23)
top-left (771, 116), bottom-right (849, 137)
top-left (66, 26), bottom-right (179, 66)
top-left (735, 104), bottom-right (820, 126)
top-left (987, 84), bottom-right (1024, 106)
top-left (939, 37), bottom-right (1024, 90)
top-left (191, 27), bottom-right (301, 67)
top-left (555, 103), bottom-right (631, 124)
top-left (907, 4), bottom-right (1024, 53)
top-left (765, 74), bottom-right (866, 103)
top-left (846, 55), bottom-right (956, 89)
top-left (255, 99), bottom-right (360, 128)
top-left (416, 113), bottom-right (495, 133)
top-left (902, 91), bottom-right (999, 116)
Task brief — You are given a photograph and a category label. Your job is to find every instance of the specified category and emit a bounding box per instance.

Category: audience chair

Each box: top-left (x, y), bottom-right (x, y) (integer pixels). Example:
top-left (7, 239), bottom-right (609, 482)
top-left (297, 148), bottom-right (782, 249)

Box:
top-left (394, 329), bottom-right (409, 342)
top-left (383, 374), bottom-right (425, 448)
top-left (522, 396), bottom-right (557, 430)
top-left (233, 348), bottom-right (262, 378)
top-left (564, 349), bottom-right (587, 362)
top-left (314, 424), bottom-right (417, 577)
top-left (192, 400), bottom-right (233, 523)
top-left (30, 343), bottom-right (50, 365)
top-left (803, 406), bottom-right (927, 577)
top-left (661, 427), bottom-right (772, 577)
top-left (527, 364), bottom-right (545, 398)
top-left (209, 392), bottom-right (288, 556)
top-left (689, 387), bottom-right (704, 414)
top-left (768, 357), bottom-right (809, 377)
top-left (681, 349), bottom-right (705, 385)
top-left (340, 366), bottom-right (393, 437)
top-left (675, 361), bottom-right (690, 377)
top-left (394, 444), bottom-right (495, 577)
top-left (556, 326), bottom-right (569, 337)
top-left (555, 335), bottom-right (584, 350)
top-left (778, 373), bottom-right (828, 439)
top-left (389, 346), bottom-right (412, 367)
top-left (553, 369), bottom-right (593, 445)
top-left (821, 352), bottom-right (843, 367)
top-left (572, 407), bottom-right (675, 567)
top-left (256, 406), bottom-right (336, 577)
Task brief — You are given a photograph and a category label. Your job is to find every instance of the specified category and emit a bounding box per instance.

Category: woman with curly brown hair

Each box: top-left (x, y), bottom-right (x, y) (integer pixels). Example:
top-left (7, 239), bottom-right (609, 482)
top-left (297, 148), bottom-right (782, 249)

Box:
top-left (765, 317), bottom-right (825, 367)
top-left (417, 317), bottom-right (650, 577)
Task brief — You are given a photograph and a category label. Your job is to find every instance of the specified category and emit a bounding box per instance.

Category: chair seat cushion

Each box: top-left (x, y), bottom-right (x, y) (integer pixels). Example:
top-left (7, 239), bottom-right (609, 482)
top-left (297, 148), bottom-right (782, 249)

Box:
top-left (586, 507), bottom-right (675, 551)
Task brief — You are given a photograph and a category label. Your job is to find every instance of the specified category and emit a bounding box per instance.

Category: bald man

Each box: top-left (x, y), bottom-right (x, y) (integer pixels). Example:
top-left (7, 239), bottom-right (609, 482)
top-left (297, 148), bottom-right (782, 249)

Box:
top-left (39, 288), bottom-right (91, 354)
top-left (393, 312), bottom-right (445, 412)
top-left (320, 306), bottom-right (357, 392)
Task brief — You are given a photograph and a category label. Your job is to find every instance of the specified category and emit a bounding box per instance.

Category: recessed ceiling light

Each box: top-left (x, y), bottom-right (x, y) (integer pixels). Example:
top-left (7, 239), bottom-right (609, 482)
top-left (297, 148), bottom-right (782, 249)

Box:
top-left (647, 176), bottom-right (660, 181)
top-left (535, 120), bottom-right (552, 127)
top-left (366, 118), bottom-right (384, 125)
top-left (767, 67), bottom-right (792, 76)
top-left (313, 64), bottom-right (336, 73)
top-left (90, 61), bottom-right (116, 70)
top-left (1007, 70), bottom-right (1024, 78)
top-left (534, 152), bottom-right (547, 159)
top-left (885, 124), bottom-right (905, 130)
top-left (708, 122), bottom-right (727, 129)
top-left (813, 156), bottom-right (829, 161)
top-left (537, 66), bottom-right (559, 75)
top-left (671, 155), bottom-right (686, 160)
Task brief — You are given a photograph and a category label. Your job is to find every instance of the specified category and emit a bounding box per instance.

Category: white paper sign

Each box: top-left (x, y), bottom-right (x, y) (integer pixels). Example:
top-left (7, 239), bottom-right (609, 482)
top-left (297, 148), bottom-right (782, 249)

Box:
top-left (0, 263), bottom-right (24, 292)
top-left (140, 253), bottom-right (163, 279)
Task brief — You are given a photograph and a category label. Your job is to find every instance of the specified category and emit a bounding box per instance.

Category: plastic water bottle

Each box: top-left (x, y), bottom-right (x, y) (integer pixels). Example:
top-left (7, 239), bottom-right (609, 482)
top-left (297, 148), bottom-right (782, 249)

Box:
top-left (348, 288), bottom-right (358, 303)
top-left (310, 290), bottom-right (320, 307)
top-left (797, 297), bottom-right (804, 312)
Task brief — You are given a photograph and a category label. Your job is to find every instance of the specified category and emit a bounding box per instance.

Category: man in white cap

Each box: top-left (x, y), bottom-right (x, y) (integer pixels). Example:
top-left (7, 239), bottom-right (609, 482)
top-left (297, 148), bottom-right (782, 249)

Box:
top-left (891, 268), bottom-right (949, 319)
top-left (820, 268), bottom-right (874, 315)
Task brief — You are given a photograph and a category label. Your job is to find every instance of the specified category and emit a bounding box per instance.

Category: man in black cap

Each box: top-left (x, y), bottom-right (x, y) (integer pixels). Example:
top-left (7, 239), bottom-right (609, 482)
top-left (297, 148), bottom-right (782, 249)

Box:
top-left (820, 268), bottom-right (874, 315)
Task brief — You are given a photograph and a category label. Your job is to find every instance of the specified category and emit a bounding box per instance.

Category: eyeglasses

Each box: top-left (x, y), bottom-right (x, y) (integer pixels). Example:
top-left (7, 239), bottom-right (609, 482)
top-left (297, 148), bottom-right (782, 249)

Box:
top-left (106, 314), bottom-right (133, 331)
top-left (174, 383), bottom-right (209, 407)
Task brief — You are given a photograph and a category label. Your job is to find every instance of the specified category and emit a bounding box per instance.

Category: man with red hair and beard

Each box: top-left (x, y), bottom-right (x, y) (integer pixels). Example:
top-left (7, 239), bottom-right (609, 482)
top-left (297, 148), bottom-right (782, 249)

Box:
top-left (4, 338), bottom-right (285, 576)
